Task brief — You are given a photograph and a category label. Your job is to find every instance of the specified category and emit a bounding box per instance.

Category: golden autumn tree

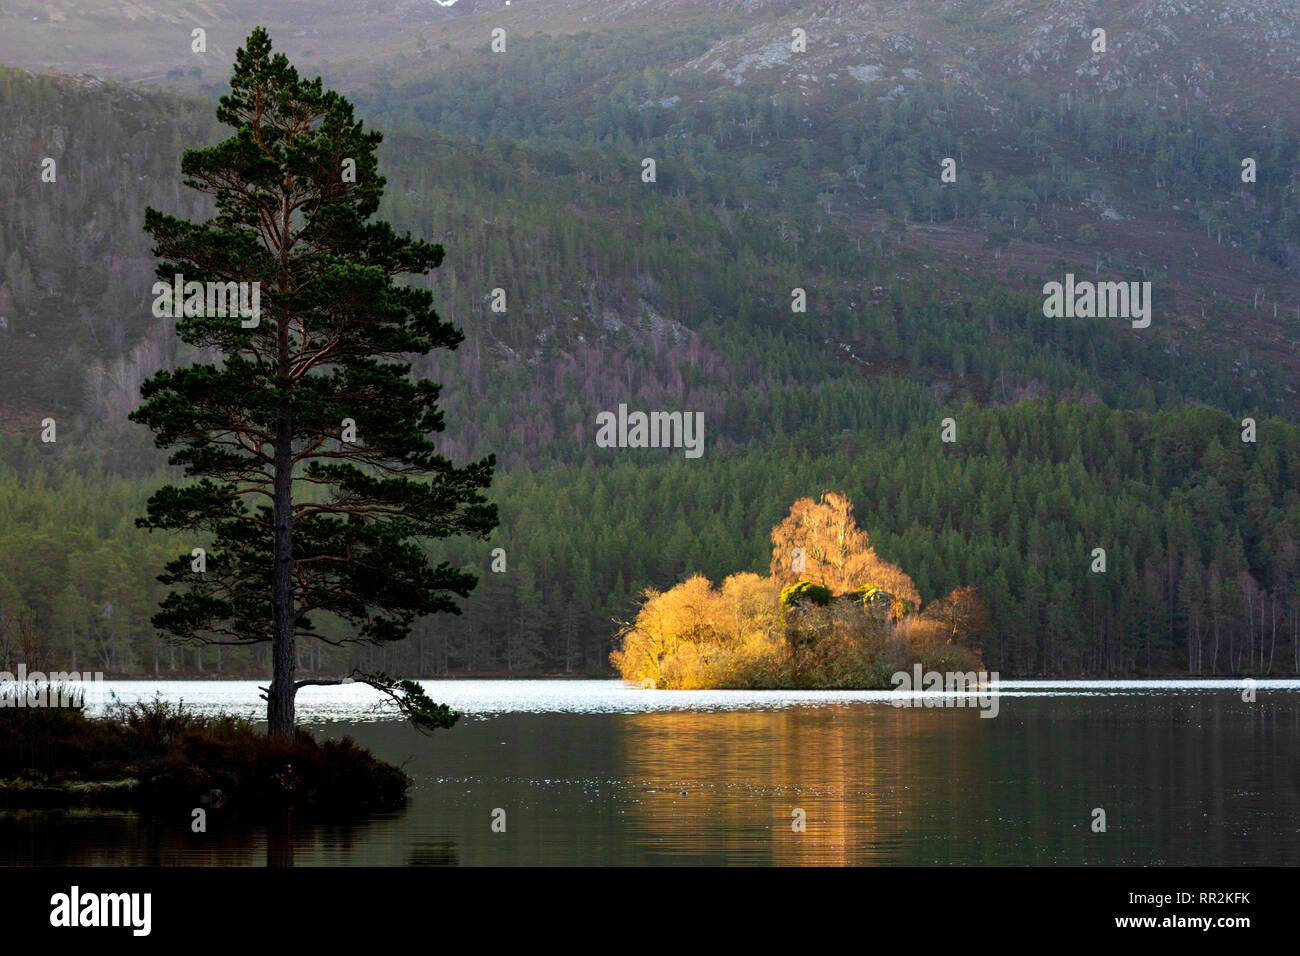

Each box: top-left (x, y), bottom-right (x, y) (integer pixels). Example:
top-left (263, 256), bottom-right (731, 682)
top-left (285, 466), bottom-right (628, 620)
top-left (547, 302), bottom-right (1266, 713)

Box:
top-left (769, 491), bottom-right (921, 609)
top-left (610, 574), bottom-right (722, 686)
top-left (611, 495), bottom-right (987, 689)
top-left (717, 572), bottom-right (783, 644)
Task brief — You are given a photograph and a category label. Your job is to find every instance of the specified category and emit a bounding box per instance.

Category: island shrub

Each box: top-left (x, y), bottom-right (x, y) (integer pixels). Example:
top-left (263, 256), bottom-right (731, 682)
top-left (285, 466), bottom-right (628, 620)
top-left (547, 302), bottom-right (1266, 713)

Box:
top-left (780, 581), bottom-right (833, 608)
top-left (612, 494), bottom-right (988, 689)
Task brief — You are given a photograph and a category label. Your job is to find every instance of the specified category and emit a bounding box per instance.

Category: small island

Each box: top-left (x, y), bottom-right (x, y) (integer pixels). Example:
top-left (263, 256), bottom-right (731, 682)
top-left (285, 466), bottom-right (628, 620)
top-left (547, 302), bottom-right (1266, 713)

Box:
top-left (611, 492), bottom-right (990, 689)
top-left (0, 692), bottom-right (409, 814)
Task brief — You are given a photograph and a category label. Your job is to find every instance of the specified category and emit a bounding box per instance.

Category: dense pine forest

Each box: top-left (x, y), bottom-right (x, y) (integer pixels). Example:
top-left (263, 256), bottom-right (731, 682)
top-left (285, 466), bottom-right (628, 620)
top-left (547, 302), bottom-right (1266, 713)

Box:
top-left (5, 396), bottom-right (1298, 677)
top-left (2, 7), bottom-right (1300, 679)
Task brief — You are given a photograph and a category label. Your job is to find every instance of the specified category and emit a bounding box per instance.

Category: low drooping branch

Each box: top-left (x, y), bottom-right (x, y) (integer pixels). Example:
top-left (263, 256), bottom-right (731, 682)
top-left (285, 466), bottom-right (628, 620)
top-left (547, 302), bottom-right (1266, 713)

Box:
top-left (258, 667), bottom-right (457, 733)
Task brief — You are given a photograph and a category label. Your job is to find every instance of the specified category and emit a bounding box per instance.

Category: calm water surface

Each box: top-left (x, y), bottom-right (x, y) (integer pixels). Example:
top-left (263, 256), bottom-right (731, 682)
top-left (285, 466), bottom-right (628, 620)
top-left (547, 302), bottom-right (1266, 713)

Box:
top-left (3, 679), bottom-right (1298, 866)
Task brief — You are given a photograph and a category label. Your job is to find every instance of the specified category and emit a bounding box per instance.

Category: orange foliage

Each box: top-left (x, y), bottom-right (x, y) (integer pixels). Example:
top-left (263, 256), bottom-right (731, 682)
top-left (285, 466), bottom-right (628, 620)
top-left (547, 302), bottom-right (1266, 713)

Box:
top-left (611, 496), bottom-right (987, 689)
top-left (769, 491), bottom-right (920, 608)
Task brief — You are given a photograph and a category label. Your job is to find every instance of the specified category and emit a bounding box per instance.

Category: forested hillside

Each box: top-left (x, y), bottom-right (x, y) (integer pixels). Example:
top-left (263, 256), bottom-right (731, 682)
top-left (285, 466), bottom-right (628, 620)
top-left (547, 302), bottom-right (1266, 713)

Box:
top-left (5, 397), bottom-right (1298, 677)
top-left (2, 1), bottom-right (1299, 677)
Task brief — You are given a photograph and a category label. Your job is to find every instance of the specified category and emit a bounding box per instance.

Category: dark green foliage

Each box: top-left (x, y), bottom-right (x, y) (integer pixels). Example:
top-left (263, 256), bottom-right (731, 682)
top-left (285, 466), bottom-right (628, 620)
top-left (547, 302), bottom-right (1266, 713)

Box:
top-left (780, 582), bottom-right (833, 608)
top-left (351, 671), bottom-right (458, 733)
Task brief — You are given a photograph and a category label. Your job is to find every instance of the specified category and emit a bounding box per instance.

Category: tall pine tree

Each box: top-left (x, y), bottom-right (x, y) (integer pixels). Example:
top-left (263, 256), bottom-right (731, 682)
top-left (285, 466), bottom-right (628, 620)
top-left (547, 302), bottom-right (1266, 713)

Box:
top-left (131, 28), bottom-right (496, 739)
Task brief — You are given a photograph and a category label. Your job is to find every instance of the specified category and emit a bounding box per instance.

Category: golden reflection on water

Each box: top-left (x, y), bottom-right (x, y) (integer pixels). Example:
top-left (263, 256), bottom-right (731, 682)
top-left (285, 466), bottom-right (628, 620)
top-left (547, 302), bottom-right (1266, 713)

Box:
top-left (614, 703), bottom-right (992, 865)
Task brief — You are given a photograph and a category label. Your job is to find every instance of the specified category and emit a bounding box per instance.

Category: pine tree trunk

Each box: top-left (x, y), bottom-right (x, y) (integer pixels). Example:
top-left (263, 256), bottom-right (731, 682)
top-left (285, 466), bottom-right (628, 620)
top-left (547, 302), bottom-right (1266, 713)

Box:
top-left (268, 402), bottom-right (296, 741)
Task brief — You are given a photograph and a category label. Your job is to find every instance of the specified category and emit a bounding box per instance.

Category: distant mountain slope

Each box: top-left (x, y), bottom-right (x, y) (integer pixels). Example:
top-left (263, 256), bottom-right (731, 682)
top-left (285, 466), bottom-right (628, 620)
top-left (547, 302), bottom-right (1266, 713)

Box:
top-left (2, 54), bottom-right (1298, 455)
top-left (4, 1), bottom-right (1300, 446)
top-left (3, 1), bottom-right (1297, 124)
